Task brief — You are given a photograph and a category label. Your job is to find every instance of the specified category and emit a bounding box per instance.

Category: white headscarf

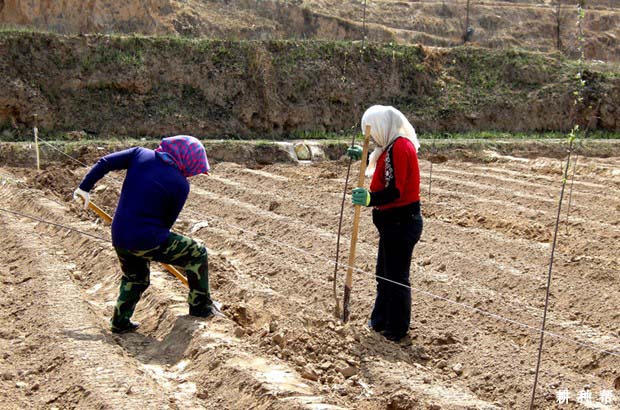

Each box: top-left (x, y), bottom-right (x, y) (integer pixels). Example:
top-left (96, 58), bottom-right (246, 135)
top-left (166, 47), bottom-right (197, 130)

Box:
top-left (361, 105), bottom-right (419, 178)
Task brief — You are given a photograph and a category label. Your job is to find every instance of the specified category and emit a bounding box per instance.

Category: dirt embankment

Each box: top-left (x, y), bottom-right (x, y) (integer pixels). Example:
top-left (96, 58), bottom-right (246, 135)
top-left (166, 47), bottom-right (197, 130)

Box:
top-left (0, 0), bottom-right (390, 41)
top-left (304, 0), bottom-right (620, 62)
top-left (1, 32), bottom-right (619, 139)
top-left (1, 1), bottom-right (619, 62)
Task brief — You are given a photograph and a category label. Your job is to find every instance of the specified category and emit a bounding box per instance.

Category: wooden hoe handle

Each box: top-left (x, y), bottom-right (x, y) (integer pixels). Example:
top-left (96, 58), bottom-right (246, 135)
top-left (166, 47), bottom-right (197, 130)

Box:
top-left (342, 125), bottom-right (371, 323)
top-left (87, 201), bottom-right (189, 287)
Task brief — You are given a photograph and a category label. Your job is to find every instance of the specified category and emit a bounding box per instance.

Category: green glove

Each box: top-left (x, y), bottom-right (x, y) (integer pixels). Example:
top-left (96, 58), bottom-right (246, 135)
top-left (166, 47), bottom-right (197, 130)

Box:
top-left (352, 187), bottom-right (371, 207)
top-left (346, 145), bottom-right (363, 161)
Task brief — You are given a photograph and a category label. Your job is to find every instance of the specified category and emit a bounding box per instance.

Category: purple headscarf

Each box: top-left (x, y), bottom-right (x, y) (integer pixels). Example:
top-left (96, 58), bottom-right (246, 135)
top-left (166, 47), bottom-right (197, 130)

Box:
top-left (155, 135), bottom-right (210, 178)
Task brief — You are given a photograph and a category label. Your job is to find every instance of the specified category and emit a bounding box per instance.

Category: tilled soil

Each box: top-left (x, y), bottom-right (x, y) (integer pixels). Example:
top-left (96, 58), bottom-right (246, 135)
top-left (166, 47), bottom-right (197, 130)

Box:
top-left (0, 152), bottom-right (619, 409)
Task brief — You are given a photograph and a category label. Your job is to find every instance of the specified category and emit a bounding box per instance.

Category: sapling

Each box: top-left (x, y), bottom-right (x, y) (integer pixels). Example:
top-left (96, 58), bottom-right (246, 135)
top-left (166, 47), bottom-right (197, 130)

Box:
top-left (564, 3), bottom-right (588, 234)
top-left (529, 4), bottom-right (587, 409)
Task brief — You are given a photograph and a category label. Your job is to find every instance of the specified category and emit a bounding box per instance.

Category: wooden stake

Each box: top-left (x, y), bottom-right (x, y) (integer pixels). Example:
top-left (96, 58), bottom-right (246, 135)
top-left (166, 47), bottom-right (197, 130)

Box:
top-left (332, 133), bottom-right (359, 319)
top-left (342, 125), bottom-right (371, 323)
top-left (428, 160), bottom-right (433, 203)
top-left (87, 200), bottom-right (190, 287)
top-left (33, 114), bottom-right (40, 171)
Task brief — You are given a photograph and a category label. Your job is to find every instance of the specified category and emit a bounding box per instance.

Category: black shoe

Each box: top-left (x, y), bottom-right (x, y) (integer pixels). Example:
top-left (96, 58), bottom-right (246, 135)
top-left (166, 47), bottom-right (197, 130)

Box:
top-left (110, 320), bottom-right (140, 334)
top-left (367, 319), bottom-right (385, 333)
top-left (189, 304), bottom-right (215, 318)
top-left (382, 331), bottom-right (407, 342)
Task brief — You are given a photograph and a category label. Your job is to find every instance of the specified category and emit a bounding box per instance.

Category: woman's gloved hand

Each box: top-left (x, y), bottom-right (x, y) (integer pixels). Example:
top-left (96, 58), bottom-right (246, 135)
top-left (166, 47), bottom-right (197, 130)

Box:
top-left (346, 145), bottom-right (363, 161)
top-left (73, 188), bottom-right (90, 209)
top-left (352, 187), bottom-right (371, 207)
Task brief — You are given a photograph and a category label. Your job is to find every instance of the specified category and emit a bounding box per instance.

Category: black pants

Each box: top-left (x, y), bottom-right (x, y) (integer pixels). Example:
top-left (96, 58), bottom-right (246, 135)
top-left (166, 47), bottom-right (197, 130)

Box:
top-left (370, 202), bottom-right (423, 339)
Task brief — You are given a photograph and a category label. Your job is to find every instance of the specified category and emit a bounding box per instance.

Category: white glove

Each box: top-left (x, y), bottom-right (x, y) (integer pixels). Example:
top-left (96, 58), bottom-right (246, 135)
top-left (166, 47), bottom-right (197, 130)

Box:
top-left (73, 188), bottom-right (90, 209)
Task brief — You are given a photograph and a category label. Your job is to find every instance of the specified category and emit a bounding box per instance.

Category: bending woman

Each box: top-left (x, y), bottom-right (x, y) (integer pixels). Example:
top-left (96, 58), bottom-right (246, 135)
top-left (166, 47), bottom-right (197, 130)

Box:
top-left (74, 135), bottom-right (215, 333)
top-left (347, 106), bottom-right (423, 342)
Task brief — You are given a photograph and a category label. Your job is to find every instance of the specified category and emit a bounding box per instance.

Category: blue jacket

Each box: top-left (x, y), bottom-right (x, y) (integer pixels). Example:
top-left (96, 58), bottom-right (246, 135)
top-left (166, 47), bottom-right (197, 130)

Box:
top-left (79, 147), bottom-right (189, 250)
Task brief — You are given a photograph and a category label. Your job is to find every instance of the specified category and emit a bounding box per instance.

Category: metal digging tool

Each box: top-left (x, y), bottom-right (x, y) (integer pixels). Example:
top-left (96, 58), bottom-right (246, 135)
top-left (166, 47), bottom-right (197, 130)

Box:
top-left (342, 125), bottom-right (371, 323)
top-left (87, 201), bottom-right (189, 287)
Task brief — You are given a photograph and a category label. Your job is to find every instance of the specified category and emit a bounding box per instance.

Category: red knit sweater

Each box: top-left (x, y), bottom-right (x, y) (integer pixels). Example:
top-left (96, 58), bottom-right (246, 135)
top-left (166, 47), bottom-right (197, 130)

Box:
top-left (369, 137), bottom-right (420, 211)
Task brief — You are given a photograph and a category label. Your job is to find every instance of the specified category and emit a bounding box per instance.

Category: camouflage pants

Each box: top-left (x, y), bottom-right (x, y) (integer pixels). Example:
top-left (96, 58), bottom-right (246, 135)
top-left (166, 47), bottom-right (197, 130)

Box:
top-left (111, 232), bottom-right (211, 328)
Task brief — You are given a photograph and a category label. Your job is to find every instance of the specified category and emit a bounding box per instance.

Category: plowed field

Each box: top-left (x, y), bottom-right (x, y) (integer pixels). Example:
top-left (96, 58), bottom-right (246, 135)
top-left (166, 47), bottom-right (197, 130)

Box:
top-left (1, 149), bottom-right (619, 409)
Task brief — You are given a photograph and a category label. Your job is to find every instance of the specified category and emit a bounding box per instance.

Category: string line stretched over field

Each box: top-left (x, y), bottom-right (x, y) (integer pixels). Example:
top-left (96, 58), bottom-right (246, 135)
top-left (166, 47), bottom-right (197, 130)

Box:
top-left (37, 138), bottom-right (91, 167)
top-left (0, 206), bottom-right (111, 242)
top-left (174, 182), bottom-right (566, 325)
top-left (29, 138), bottom-right (620, 351)
top-left (2, 197), bottom-right (620, 360)
top-left (27, 138), bottom-right (620, 357)
top-left (184, 206), bottom-right (620, 358)
top-left (182, 187), bottom-right (616, 342)
top-left (196, 206), bottom-right (549, 318)
top-left (0, 172), bottom-right (69, 209)
top-left (40, 136), bottom-right (620, 259)
top-left (39, 135), bottom-right (618, 236)
top-left (37, 137), bottom-right (351, 213)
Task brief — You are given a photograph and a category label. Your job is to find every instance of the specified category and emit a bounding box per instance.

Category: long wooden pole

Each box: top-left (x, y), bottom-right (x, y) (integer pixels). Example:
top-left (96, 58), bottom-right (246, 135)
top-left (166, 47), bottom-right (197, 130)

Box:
top-left (342, 125), bottom-right (371, 323)
top-left (87, 201), bottom-right (189, 287)
top-left (332, 132), bottom-right (359, 318)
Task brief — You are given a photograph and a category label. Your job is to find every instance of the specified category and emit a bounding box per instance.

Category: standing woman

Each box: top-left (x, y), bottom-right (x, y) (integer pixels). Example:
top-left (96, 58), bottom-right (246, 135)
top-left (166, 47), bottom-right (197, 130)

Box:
top-left (346, 105), bottom-right (423, 342)
top-left (73, 135), bottom-right (216, 333)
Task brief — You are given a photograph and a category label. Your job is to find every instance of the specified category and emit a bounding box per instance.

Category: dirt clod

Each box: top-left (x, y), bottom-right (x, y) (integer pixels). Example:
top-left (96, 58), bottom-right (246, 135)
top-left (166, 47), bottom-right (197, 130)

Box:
top-left (301, 365), bottom-right (320, 382)
top-left (271, 333), bottom-right (286, 348)
top-left (336, 364), bottom-right (358, 379)
top-left (0, 371), bottom-right (14, 381)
